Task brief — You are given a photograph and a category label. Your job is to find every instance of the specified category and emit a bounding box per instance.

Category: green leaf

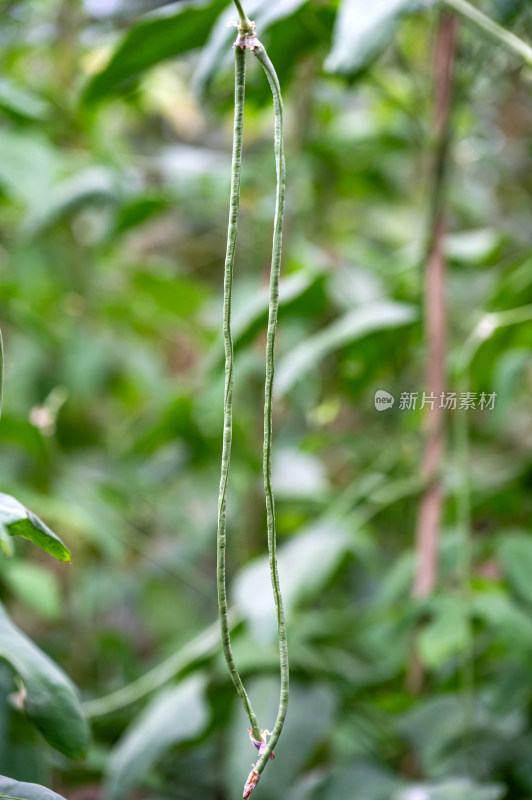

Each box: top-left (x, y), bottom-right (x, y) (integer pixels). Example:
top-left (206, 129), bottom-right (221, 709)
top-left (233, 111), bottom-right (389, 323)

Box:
top-left (233, 520), bottom-right (353, 635)
top-left (317, 762), bottom-right (403, 800)
top-left (325, 0), bottom-right (433, 76)
top-left (24, 167), bottom-right (120, 236)
top-left (0, 79), bottom-right (50, 121)
top-left (0, 530), bottom-right (13, 558)
top-left (192, 0), bottom-right (309, 94)
top-left (489, 349), bottom-right (531, 429)
top-left (273, 448), bottom-right (330, 500)
top-left (394, 779), bottom-right (505, 800)
top-left (498, 532), bottom-right (532, 605)
top-left (398, 696), bottom-right (465, 774)
top-left (232, 269), bottom-right (322, 346)
top-left (3, 562), bottom-right (61, 621)
top-left (226, 679), bottom-right (336, 799)
top-left (0, 328), bottom-right (3, 421)
top-left (0, 330), bottom-right (8, 554)
top-left (417, 596), bottom-right (469, 670)
top-left (207, 266), bottom-right (324, 371)
top-left (83, 0), bottom-right (227, 105)
top-left (114, 194), bottom-right (169, 233)
top-left (104, 674), bottom-right (208, 800)
top-left (0, 130), bottom-right (59, 212)
top-left (0, 776), bottom-right (67, 800)
top-left (276, 301), bottom-right (417, 396)
top-left (472, 591), bottom-right (532, 648)
top-left (445, 228), bottom-right (501, 263)
top-left (86, 0), bottom-right (178, 21)
top-left (132, 270), bottom-right (207, 319)
top-left (0, 602), bottom-right (90, 759)
top-left (399, 694), bottom-right (523, 778)
top-left (0, 494), bottom-right (71, 562)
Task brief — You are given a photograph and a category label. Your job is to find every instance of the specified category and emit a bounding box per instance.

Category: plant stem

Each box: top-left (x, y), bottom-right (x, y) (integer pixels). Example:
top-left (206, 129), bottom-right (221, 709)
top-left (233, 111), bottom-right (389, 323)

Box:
top-left (450, 302), bottom-right (532, 773)
top-left (454, 360), bottom-right (476, 776)
top-left (460, 303), bottom-right (532, 371)
top-left (217, 44), bottom-right (261, 743)
top-left (443, 0), bottom-right (532, 65)
top-left (232, 0), bottom-right (254, 34)
top-left (82, 614), bottom-right (240, 718)
top-left (252, 42), bottom-right (289, 774)
top-left (413, 10), bottom-right (457, 602)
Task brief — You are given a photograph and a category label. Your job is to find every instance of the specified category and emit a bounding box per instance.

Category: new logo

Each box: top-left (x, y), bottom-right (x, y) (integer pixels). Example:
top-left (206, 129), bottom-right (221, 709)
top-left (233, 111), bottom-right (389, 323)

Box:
top-left (374, 390), bottom-right (394, 411)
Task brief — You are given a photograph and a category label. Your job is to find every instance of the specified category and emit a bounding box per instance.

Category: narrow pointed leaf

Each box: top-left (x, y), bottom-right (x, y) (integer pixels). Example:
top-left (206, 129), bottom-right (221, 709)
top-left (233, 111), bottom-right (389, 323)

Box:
top-left (0, 493), bottom-right (70, 562)
top-left (276, 301), bottom-right (417, 396)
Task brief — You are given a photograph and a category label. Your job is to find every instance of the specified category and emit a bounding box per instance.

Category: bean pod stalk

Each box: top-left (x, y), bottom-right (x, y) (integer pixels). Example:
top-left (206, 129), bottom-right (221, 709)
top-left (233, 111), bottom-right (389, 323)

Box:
top-left (216, 4), bottom-right (289, 795)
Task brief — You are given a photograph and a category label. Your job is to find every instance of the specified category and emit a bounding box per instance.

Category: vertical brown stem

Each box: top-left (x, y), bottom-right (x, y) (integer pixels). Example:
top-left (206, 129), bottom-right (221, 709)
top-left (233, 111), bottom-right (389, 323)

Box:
top-left (413, 12), bottom-right (458, 600)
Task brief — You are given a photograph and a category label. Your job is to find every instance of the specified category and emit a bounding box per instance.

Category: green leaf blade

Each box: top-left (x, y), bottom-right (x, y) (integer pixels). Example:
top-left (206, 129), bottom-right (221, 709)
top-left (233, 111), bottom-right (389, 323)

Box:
top-left (0, 328), bottom-right (3, 421)
top-left (325, 0), bottom-right (433, 76)
top-left (83, 0), bottom-right (226, 105)
top-left (0, 79), bottom-right (50, 121)
top-left (0, 777), bottom-right (67, 800)
top-left (0, 493), bottom-right (71, 562)
top-left (276, 300), bottom-right (417, 396)
top-left (0, 603), bottom-right (90, 759)
top-left (104, 674), bottom-right (208, 800)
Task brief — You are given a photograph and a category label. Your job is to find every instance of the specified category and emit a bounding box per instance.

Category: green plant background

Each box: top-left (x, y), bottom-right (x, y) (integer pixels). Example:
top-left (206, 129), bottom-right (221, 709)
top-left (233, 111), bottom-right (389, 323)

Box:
top-left (1, 1), bottom-right (532, 799)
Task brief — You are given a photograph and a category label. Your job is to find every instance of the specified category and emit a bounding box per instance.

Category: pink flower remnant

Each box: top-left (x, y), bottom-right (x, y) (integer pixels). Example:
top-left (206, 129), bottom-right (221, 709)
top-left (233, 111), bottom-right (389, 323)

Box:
top-left (248, 728), bottom-right (275, 759)
top-left (230, 19), bottom-right (261, 52)
top-left (243, 767), bottom-right (260, 799)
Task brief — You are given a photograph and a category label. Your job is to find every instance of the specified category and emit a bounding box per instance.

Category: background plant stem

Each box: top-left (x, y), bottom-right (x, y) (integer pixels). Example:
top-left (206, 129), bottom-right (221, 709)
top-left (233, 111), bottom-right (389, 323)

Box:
top-left (413, 10), bottom-right (457, 602)
top-left (443, 0), bottom-right (532, 64)
top-left (454, 358), bottom-right (476, 776)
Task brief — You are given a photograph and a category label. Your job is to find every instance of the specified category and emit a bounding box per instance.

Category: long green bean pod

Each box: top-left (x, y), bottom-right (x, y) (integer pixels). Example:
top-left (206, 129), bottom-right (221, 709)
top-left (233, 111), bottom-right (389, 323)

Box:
top-left (217, 42), bottom-right (261, 744)
top-left (251, 41), bottom-right (289, 775)
top-left (219, 5), bottom-right (289, 795)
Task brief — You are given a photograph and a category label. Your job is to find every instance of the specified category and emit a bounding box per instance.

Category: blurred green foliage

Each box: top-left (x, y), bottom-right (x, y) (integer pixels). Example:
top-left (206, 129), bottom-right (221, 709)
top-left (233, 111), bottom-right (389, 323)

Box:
top-left (1, 1), bottom-right (532, 799)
